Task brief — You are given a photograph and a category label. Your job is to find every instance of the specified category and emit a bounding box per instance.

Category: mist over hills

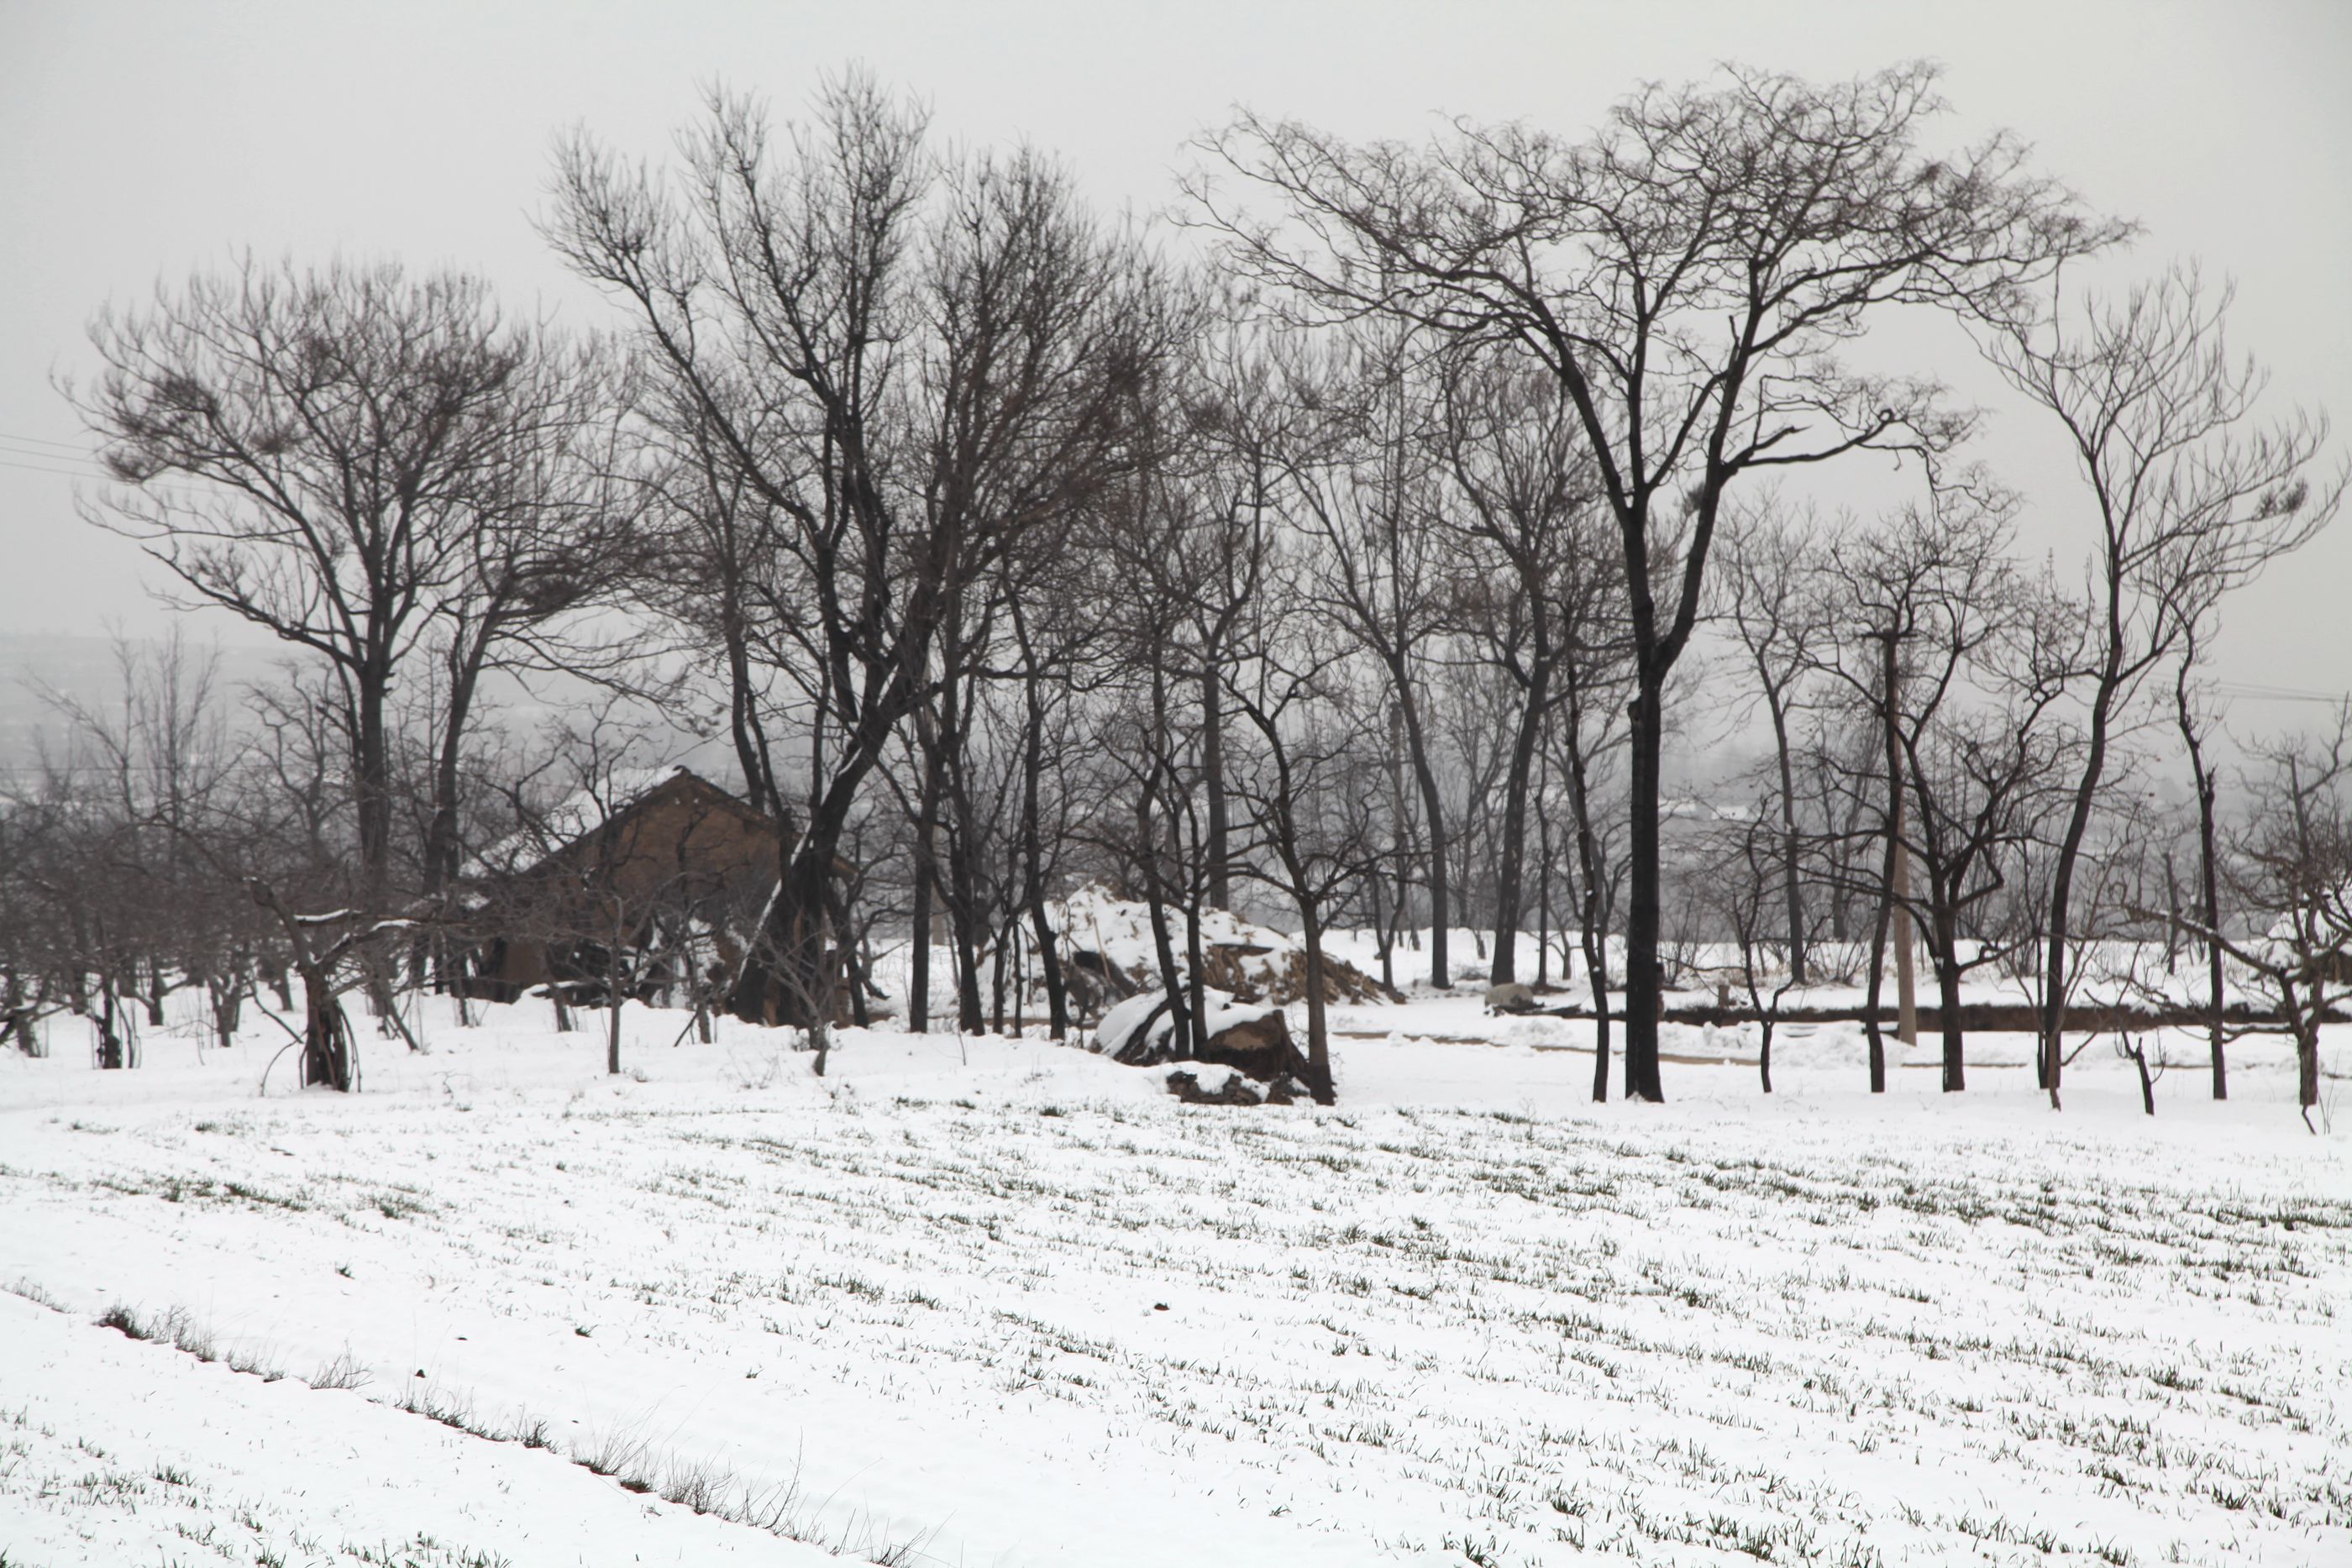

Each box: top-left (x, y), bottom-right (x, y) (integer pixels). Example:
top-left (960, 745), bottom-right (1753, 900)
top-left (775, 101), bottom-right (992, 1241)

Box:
top-left (0, 627), bottom-right (1770, 815)
top-left (0, 633), bottom-right (277, 782)
top-left (0, 632), bottom-right (594, 789)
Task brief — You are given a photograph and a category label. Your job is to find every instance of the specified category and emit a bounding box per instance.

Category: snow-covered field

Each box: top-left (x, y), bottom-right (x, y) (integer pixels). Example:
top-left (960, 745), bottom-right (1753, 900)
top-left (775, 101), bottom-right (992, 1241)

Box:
top-left (3, 992), bottom-right (2347, 1566)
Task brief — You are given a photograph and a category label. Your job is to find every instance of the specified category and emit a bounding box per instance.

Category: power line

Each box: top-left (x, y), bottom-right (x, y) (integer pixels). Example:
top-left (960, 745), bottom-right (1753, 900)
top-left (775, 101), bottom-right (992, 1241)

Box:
top-left (0, 455), bottom-right (107, 482)
top-left (2213, 681), bottom-right (2349, 706)
top-left (0, 432), bottom-right (285, 505)
top-left (0, 449), bottom-right (106, 475)
top-left (0, 430), bottom-right (99, 454)
top-left (0, 451), bottom-right (211, 501)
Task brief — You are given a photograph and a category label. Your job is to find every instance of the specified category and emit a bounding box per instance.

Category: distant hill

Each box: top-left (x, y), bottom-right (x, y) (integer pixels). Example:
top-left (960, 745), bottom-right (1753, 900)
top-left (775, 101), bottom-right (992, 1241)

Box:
top-left (0, 632), bottom-right (289, 783)
top-left (0, 631), bottom-right (701, 792)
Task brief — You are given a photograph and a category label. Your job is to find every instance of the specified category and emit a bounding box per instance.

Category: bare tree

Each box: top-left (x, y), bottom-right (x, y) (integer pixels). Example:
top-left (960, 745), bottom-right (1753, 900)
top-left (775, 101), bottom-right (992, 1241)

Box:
top-left (6, 762), bottom-right (145, 1069)
top-left (2169, 613), bottom-right (2229, 1099)
top-left (1221, 563), bottom-right (1381, 1106)
top-left (1812, 496), bottom-right (2087, 1090)
top-left (550, 77), bottom-right (1173, 1042)
top-left (2163, 715), bottom-right (2352, 1129)
top-left (1433, 352), bottom-right (1600, 985)
top-left (31, 631), bottom-right (270, 1051)
top-left (412, 344), bottom-right (644, 970)
top-left (1002, 577), bottom-right (1103, 1038)
top-left (1194, 61), bottom-right (2122, 1098)
top-left (1280, 318), bottom-right (1460, 988)
top-left (1084, 358), bottom-right (1277, 1062)
top-left (0, 802), bottom-right (52, 1057)
top-left (1705, 807), bottom-right (1828, 1094)
top-left (1893, 579), bottom-right (2085, 1091)
top-left (1550, 614), bottom-right (1632, 1100)
top-left (71, 258), bottom-right (583, 934)
top-left (1977, 266), bottom-right (2343, 1104)
top-left (1718, 499), bottom-right (1830, 987)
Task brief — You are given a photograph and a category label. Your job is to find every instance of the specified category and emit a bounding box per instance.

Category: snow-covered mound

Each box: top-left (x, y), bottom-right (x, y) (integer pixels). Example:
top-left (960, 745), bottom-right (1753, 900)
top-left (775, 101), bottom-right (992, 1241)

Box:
top-left (1051, 884), bottom-right (1394, 1008)
top-left (1095, 987), bottom-right (1278, 1059)
top-left (2257, 898), bottom-right (2352, 978)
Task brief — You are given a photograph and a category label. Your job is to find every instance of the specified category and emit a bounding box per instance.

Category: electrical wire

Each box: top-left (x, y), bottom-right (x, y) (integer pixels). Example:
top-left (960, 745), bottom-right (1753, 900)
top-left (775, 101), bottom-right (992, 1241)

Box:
top-left (0, 455), bottom-right (107, 482)
top-left (2212, 681), bottom-right (2349, 706)
top-left (0, 430), bottom-right (99, 454)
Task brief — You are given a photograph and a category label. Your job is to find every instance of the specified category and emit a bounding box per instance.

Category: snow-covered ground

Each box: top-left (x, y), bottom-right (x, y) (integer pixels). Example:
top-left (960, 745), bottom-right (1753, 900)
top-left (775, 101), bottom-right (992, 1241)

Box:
top-left (3, 989), bottom-right (2347, 1566)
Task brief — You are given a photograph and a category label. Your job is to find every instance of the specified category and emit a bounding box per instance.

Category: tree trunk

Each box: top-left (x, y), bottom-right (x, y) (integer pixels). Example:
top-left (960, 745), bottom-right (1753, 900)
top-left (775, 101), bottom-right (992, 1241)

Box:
top-left (990, 920), bottom-right (1009, 1034)
top-left (1488, 666), bottom-right (1550, 986)
top-left (780, 844), bottom-right (839, 1031)
top-left (2162, 851), bottom-right (2181, 973)
top-left (738, 837), bottom-right (837, 1033)
top-left (1139, 856), bottom-right (1189, 1060)
top-left (1380, 703), bottom-right (1410, 989)
top-left (1135, 666), bottom-right (1190, 1055)
top-left (1621, 678), bottom-right (1666, 1102)
top-left (843, 932), bottom-right (871, 1025)
top-left (2184, 722), bottom-right (2227, 1100)
top-left (1016, 690), bottom-right (1071, 1039)
top-left (422, 639), bottom-right (486, 990)
top-left (1182, 875), bottom-right (1210, 1062)
top-left (607, 907), bottom-right (626, 1076)
top-left (1863, 847), bottom-right (1891, 1095)
top-left (96, 984), bottom-right (124, 1071)
top-left (927, 666), bottom-right (988, 1037)
top-left (1561, 672), bottom-right (1613, 1104)
top-left (354, 661), bottom-right (394, 909)
top-left (1298, 895), bottom-right (1335, 1104)
top-left (1202, 665), bottom-right (1229, 910)
top-left (2299, 1022), bottom-right (2320, 1113)
top-left (1391, 664), bottom-right (1450, 989)
top-left (948, 825), bottom-right (986, 1035)
top-left (1881, 632), bottom-right (1918, 1047)
top-left (208, 970), bottom-right (242, 1051)
top-left (1769, 696), bottom-right (1809, 986)
top-left (1536, 802), bottom-right (1551, 988)
top-left (909, 763), bottom-right (940, 1032)
top-left (735, 712), bottom-right (897, 1036)
top-left (2042, 648), bottom-right (2123, 1108)
top-left (300, 966), bottom-right (352, 1091)
top-left (1935, 911), bottom-right (1965, 1093)
top-left (1584, 935), bottom-right (1613, 1103)
top-left (1026, 897), bottom-right (1069, 1040)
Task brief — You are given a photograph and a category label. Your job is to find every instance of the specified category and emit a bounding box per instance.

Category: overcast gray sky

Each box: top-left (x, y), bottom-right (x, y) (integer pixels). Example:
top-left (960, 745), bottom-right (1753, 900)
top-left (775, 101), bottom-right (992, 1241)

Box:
top-left (3, 0), bottom-right (2346, 716)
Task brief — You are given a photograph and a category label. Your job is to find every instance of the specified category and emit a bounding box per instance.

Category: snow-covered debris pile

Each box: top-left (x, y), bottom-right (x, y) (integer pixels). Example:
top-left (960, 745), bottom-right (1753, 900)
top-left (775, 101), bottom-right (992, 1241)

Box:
top-left (1165, 1062), bottom-right (1301, 1105)
top-left (2259, 897), bottom-right (2352, 981)
top-left (1094, 987), bottom-right (1311, 1103)
top-left (1486, 981), bottom-right (1541, 1015)
top-left (1052, 884), bottom-right (1395, 1009)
